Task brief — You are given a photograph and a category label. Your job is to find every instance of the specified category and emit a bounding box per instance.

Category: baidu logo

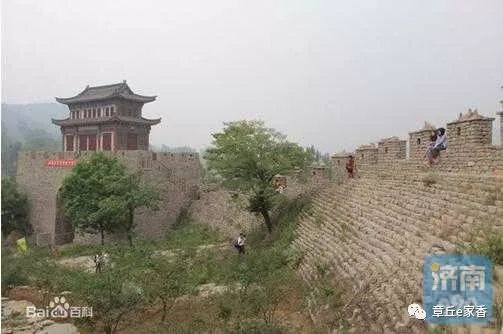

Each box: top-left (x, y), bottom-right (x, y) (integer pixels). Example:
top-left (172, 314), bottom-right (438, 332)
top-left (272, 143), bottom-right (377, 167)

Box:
top-left (26, 296), bottom-right (93, 319)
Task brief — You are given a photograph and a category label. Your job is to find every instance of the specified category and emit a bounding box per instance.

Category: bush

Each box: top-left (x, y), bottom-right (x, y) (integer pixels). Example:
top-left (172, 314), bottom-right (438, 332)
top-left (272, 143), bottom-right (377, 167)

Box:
top-left (1, 178), bottom-right (30, 236)
top-left (1, 257), bottom-right (29, 293)
top-left (164, 223), bottom-right (221, 250)
top-left (66, 260), bottom-right (145, 334)
top-left (459, 234), bottom-right (503, 265)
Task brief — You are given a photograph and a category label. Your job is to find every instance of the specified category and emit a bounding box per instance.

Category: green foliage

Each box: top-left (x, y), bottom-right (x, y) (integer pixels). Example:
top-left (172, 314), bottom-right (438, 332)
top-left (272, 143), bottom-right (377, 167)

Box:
top-left (1, 134), bottom-right (22, 177)
top-left (1, 254), bottom-right (30, 293)
top-left (1, 178), bottom-right (30, 235)
top-left (458, 234), bottom-right (503, 265)
top-left (1, 109), bottom-right (61, 176)
top-left (307, 273), bottom-right (345, 331)
top-left (61, 152), bottom-right (159, 245)
top-left (1, 248), bottom-right (58, 295)
top-left (204, 120), bottom-right (312, 232)
top-left (1, 194), bottom-right (315, 333)
top-left (142, 252), bottom-right (196, 322)
top-left (111, 171), bottom-right (160, 246)
top-left (21, 128), bottom-right (60, 151)
top-left (67, 262), bottom-right (145, 334)
top-left (164, 223), bottom-right (221, 250)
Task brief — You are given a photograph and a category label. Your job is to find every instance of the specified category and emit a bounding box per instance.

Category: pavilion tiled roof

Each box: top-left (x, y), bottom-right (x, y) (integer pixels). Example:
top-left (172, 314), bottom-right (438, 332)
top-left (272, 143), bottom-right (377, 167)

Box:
top-left (51, 115), bottom-right (161, 127)
top-left (55, 81), bottom-right (156, 104)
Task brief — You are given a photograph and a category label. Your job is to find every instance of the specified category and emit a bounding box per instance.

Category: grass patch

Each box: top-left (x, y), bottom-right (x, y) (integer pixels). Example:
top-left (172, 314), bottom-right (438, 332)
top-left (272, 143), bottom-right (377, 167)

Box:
top-left (164, 223), bottom-right (222, 250)
top-left (458, 234), bottom-right (503, 265)
top-left (1, 194), bottom-right (316, 333)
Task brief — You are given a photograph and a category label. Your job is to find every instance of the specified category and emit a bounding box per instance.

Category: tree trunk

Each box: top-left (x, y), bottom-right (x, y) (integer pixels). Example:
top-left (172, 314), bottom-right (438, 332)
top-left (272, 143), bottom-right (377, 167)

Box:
top-left (260, 209), bottom-right (273, 233)
top-left (100, 228), bottom-right (105, 246)
top-left (161, 299), bottom-right (167, 322)
top-left (127, 208), bottom-right (134, 247)
top-left (127, 233), bottom-right (133, 248)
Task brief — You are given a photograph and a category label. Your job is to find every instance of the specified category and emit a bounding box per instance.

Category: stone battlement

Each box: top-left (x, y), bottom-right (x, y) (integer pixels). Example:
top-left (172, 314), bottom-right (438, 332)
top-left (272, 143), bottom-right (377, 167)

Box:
top-left (298, 109), bottom-right (503, 332)
top-left (332, 111), bottom-right (503, 176)
top-left (19, 150), bottom-right (199, 163)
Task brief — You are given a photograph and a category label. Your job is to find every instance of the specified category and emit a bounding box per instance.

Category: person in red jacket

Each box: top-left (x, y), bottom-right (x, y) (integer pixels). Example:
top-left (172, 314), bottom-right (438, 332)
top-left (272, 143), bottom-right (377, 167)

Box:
top-left (346, 155), bottom-right (355, 178)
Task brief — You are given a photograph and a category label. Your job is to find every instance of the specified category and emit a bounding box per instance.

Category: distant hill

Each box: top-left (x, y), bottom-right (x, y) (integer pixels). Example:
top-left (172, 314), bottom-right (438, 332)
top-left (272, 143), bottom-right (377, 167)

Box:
top-left (1, 103), bottom-right (66, 177)
top-left (1, 102), bottom-right (67, 141)
top-left (1, 103), bottom-right (199, 177)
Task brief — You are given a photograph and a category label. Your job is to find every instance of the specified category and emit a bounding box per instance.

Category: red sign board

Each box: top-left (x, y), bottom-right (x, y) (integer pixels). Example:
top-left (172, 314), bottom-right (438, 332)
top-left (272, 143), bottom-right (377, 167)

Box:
top-left (45, 159), bottom-right (76, 168)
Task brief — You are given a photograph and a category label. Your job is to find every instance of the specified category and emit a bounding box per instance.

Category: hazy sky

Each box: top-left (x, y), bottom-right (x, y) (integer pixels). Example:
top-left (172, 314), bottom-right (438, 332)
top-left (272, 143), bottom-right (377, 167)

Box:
top-left (2, 0), bottom-right (502, 152)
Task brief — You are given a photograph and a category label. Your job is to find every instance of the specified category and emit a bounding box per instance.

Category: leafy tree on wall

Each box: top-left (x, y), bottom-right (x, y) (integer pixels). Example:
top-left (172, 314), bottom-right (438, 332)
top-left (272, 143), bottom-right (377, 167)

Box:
top-left (204, 120), bottom-right (312, 233)
top-left (113, 172), bottom-right (160, 246)
top-left (61, 153), bottom-right (159, 246)
top-left (1, 178), bottom-right (31, 236)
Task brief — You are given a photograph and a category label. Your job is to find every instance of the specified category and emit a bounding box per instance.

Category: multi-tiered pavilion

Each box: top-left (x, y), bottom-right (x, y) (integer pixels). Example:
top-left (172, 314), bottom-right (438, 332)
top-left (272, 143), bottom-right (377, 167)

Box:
top-left (53, 81), bottom-right (160, 151)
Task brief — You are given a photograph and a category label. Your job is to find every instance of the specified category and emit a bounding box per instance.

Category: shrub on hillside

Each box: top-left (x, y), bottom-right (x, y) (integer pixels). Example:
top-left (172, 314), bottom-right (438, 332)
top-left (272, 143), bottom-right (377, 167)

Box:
top-left (1, 178), bottom-right (31, 236)
top-left (458, 234), bottom-right (503, 265)
top-left (65, 256), bottom-right (146, 334)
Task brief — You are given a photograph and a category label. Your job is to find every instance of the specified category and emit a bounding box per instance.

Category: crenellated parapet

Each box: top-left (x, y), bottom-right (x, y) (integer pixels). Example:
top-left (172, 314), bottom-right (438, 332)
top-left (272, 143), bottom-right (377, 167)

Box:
top-left (331, 151), bottom-right (353, 169)
top-left (377, 137), bottom-right (406, 163)
top-left (355, 144), bottom-right (378, 168)
top-left (409, 122), bottom-right (436, 161)
top-left (446, 109), bottom-right (494, 148)
top-left (333, 110), bottom-right (503, 175)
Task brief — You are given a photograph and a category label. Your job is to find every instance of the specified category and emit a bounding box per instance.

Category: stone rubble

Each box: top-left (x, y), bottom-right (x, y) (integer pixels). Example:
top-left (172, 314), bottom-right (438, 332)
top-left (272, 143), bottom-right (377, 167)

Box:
top-left (1, 298), bottom-right (79, 334)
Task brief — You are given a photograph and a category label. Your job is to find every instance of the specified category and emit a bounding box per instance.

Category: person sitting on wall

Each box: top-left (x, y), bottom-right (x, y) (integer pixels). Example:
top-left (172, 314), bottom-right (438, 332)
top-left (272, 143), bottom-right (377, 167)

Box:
top-left (427, 128), bottom-right (447, 165)
top-left (346, 155), bottom-right (355, 178)
top-left (425, 133), bottom-right (437, 163)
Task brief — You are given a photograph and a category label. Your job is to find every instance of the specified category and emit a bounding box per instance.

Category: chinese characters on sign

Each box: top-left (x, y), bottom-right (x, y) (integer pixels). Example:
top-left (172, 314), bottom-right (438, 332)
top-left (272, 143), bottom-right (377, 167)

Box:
top-left (423, 254), bottom-right (492, 324)
top-left (45, 159), bottom-right (76, 168)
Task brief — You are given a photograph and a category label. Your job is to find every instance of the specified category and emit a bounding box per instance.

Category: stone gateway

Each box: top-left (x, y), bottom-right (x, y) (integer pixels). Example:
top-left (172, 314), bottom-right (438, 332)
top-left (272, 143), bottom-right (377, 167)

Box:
top-left (16, 82), bottom-right (202, 246)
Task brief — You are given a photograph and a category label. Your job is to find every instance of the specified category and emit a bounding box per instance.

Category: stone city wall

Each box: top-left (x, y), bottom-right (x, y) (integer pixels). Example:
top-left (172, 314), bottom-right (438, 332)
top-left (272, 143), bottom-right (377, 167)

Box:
top-left (297, 111), bottom-right (503, 332)
top-left (16, 150), bottom-right (202, 245)
top-left (331, 111), bottom-right (503, 177)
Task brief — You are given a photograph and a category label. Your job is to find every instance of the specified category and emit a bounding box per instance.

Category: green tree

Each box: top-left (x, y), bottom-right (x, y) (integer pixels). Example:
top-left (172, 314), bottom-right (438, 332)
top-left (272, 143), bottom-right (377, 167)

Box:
top-left (142, 253), bottom-right (194, 323)
top-left (1, 178), bottom-right (30, 235)
top-left (1, 135), bottom-right (22, 177)
top-left (204, 120), bottom-right (311, 233)
top-left (22, 128), bottom-right (60, 151)
top-left (68, 259), bottom-right (144, 334)
top-left (114, 173), bottom-right (159, 246)
top-left (61, 153), bottom-right (158, 246)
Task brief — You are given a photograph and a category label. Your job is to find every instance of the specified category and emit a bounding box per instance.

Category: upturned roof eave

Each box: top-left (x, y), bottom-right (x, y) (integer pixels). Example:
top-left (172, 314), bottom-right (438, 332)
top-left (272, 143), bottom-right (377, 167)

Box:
top-left (51, 116), bottom-right (161, 126)
top-left (55, 94), bottom-right (156, 105)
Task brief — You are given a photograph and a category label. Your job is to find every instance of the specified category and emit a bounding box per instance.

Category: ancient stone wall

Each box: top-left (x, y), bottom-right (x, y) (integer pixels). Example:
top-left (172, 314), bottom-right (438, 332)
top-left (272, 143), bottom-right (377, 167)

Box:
top-left (355, 144), bottom-right (378, 169)
top-left (188, 188), bottom-right (262, 239)
top-left (497, 110), bottom-right (503, 146)
top-left (332, 111), bottom-right (503, 176)
top-left (16, 150), bottom-right (202, 245)
top-left (301, 111), bottom-right (503, 332)
top-left (377, 137), bottom-right (407, 163)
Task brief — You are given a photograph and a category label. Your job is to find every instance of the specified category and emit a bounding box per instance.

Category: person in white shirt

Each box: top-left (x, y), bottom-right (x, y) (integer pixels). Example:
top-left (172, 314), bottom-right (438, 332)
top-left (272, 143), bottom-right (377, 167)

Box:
top-left (234, 233), bottom-right (246, 254)
top-left (427, 128), bottom-right (447, 165)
